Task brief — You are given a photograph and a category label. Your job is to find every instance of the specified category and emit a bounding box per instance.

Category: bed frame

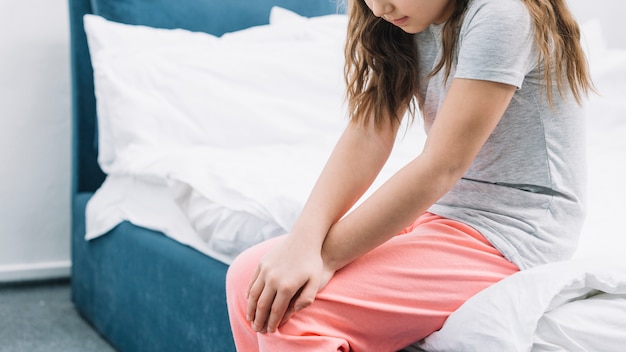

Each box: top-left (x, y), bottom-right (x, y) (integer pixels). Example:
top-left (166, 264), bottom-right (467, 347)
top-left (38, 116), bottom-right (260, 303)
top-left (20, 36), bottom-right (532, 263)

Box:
top-left (68, 0), bottom-right (340, 350)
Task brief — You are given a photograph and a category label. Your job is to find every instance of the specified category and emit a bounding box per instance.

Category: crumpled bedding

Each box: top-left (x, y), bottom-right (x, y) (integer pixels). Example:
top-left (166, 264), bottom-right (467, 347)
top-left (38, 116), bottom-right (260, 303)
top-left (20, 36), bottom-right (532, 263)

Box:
top-left (414, 256), bottom-right (626, 351)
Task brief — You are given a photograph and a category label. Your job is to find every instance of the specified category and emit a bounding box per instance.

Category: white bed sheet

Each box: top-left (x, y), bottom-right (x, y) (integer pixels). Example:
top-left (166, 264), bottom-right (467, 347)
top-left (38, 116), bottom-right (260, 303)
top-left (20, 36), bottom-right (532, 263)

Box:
top-left (85, 174), bottom-right (240, 264)
top-left (416, 256), bottom-right (626, 351)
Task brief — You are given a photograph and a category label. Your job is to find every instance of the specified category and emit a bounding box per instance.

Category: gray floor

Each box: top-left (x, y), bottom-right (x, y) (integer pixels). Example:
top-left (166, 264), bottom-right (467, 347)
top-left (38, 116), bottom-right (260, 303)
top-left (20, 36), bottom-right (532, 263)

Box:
top-left (0, 280), bottom-right (115, 352)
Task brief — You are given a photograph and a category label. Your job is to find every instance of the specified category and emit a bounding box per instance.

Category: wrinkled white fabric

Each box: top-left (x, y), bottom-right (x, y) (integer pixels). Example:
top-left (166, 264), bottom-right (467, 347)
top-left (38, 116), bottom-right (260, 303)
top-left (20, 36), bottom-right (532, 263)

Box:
top-left (418, 256), bottom-right (626, 352)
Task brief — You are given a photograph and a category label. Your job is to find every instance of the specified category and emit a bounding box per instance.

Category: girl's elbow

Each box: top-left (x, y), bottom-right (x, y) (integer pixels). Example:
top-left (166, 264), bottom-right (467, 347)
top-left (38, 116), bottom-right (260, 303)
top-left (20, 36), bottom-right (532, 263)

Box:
top-left (415, 155), bottom-right (471, 199)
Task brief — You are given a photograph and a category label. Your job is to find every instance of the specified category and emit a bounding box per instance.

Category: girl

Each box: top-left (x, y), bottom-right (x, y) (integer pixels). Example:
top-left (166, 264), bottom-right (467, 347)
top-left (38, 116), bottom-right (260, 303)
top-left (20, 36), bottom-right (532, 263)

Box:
top-left (226, 0), bottom-right (594, 350)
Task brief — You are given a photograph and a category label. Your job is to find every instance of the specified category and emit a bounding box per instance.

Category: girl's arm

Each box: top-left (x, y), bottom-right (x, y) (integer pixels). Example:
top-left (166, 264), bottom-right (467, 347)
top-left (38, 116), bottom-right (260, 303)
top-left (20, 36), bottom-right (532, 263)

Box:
top-left (287, 117), bottom-right (400, 251)
top-left (246, 117), bottom-right (400, 334)
top-left (322, 78), bottom-right (516, 271)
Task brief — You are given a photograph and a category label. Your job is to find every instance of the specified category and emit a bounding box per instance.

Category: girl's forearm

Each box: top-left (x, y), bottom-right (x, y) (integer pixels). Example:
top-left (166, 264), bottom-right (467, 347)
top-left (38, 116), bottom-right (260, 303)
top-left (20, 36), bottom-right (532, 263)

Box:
top-left (320, 153), bottom-right (462, 271)
top-left (287, 120), bottom-right (398, 249)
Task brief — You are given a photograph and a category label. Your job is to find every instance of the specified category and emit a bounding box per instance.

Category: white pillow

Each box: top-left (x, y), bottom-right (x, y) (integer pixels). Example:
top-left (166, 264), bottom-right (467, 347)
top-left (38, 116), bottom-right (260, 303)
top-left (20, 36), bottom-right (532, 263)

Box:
top-left (84, 13), bottom-right (348, 175)
top-left (84, 15), bottom-right (219, 170)
top-left (269, 6), bottom-right (305, 24)
top-left (268, 6), bottom-right (348, 41)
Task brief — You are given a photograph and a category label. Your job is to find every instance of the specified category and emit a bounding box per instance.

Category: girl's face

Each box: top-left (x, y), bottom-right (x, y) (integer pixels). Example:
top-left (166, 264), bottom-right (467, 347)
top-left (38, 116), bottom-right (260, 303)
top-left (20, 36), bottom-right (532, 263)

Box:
top-left (362, 0), bottom-right (455, 33)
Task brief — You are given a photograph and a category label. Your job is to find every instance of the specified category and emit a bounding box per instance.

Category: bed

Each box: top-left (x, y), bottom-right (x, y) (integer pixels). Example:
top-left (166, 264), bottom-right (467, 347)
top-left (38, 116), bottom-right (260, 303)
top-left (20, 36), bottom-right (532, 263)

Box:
top-left (68, 0), bottom-right (626, 351)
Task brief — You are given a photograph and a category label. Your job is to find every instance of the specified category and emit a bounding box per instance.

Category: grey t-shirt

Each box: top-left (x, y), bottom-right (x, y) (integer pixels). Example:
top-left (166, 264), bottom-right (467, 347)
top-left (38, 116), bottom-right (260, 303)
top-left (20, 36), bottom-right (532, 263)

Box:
top-left (417, 0), bottom-right (587, 269)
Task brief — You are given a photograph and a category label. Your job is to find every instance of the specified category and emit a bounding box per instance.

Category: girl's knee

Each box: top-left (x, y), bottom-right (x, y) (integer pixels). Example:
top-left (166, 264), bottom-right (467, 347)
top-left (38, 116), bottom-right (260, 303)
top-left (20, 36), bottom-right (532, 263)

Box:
top-left (226, 251), bottom-right (258, 330)
top-left (226, 250), bottom-right (255, 301)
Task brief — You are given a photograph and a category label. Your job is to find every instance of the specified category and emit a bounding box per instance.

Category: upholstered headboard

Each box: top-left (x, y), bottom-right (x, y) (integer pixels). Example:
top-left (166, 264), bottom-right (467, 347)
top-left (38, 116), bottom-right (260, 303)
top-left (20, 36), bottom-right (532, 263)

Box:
top-left (68, 0), bottom-right (341, 194)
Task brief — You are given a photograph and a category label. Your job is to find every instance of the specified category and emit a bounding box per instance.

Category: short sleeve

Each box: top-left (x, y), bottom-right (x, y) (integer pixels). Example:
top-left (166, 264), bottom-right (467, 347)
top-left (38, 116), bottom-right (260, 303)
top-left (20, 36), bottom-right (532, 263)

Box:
top-left (454, 0), bottom-right (537, 88)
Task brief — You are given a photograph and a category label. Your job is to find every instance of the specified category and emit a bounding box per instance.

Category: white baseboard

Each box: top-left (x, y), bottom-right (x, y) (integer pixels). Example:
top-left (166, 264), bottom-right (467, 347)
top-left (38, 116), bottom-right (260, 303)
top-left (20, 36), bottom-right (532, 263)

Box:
top-left (0, 260), bottom-right (71, 283)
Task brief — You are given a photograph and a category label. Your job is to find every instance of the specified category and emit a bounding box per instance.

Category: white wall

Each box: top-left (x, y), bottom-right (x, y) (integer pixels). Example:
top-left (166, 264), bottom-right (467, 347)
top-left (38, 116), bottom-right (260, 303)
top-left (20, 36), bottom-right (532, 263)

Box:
top-left (568, 1), bottom-right (626, 49)
top-left (0, 0), bottom-right (71, 282)
top-left (0, 0), bottom-right (621, 283)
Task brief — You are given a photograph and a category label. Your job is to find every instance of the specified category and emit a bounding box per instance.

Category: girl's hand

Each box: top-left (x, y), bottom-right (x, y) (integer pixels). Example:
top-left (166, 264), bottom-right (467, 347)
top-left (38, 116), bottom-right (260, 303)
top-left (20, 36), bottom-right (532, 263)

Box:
top-left (246, 237), bottom-right (335, 334)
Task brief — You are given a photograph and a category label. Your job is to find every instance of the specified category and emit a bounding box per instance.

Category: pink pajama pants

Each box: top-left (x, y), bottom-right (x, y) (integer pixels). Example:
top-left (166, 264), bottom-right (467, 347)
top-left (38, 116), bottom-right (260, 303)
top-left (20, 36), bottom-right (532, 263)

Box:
top-left (226, 213), bottom-right (519, 351)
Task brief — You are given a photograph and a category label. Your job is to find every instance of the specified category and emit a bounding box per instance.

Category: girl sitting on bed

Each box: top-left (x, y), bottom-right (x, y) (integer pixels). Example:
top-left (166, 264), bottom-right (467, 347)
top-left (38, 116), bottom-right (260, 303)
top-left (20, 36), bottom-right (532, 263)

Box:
top-left (226, 0), bottom-right (594, 350)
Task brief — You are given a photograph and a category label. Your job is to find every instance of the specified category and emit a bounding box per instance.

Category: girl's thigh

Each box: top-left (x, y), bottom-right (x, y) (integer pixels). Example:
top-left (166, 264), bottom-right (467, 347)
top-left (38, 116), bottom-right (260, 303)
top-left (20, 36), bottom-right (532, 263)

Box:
top-left (229, 213), bottom-right (519, 352)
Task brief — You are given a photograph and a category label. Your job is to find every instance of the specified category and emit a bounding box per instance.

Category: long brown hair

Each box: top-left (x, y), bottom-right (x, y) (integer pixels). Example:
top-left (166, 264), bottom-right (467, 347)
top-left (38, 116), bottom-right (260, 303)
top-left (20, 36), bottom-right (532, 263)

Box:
top-left (343, 0), bottom-right (419, 127)
top-left (343, 0), bottom-right (595, 127)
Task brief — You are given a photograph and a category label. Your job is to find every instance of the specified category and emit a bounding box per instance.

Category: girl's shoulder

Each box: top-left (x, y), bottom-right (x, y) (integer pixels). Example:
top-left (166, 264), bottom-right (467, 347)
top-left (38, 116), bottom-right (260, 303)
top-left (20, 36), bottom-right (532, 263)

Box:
top-left (465, 0), bottom-right (531, 25)
top-left (462, 0), bottom-right (533, 37)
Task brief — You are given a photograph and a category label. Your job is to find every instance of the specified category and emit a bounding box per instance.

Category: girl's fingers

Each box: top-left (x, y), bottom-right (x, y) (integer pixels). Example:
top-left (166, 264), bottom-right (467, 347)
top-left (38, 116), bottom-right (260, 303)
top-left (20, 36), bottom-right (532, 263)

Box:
top-left (246, 272), bottom-right (263, 323)
top-left (265, 289), bottom-right (296, 333)
top-left (249, 280), bottom-right (307, 333)
top-left (275, 281), bottom-right (317, 330)
top-left (252, 286), bottom-right (277, 333)
top-left (278, 284), bottom-right (306, 327)
top-left (246, 265), bottom-right (261, 299)
top-left (293, 276), bottom-right (318, 313)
